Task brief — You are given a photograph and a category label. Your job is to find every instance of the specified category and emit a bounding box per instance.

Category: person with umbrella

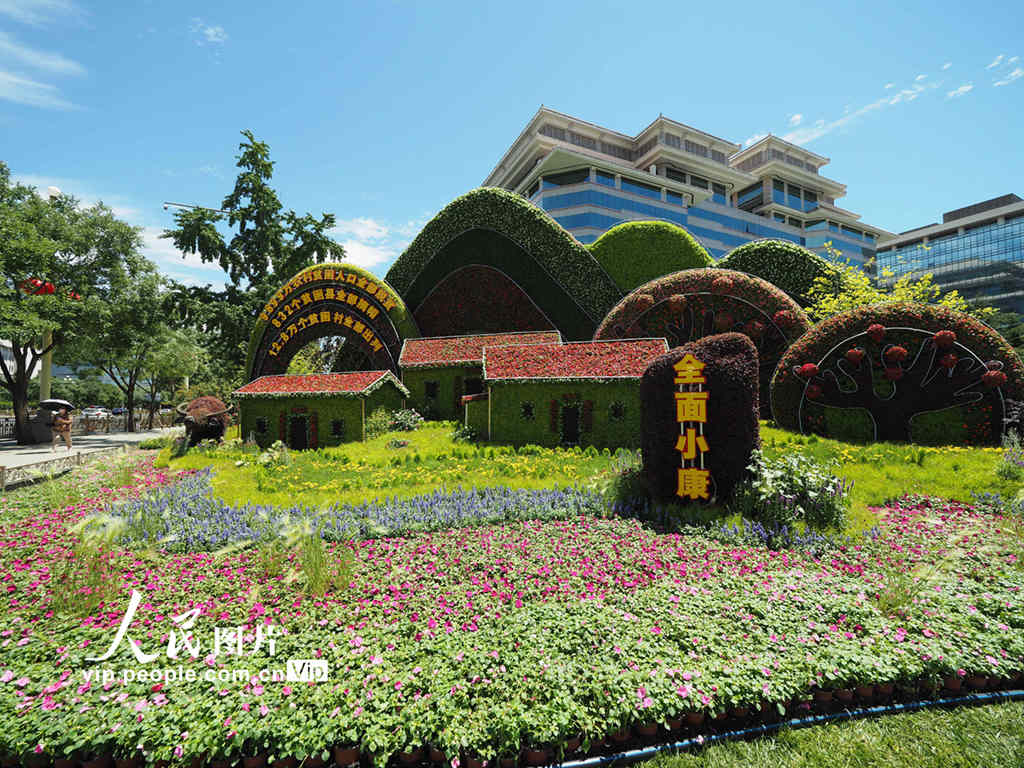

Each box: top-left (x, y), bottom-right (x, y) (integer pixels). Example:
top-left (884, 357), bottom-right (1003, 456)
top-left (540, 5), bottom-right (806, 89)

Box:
top-left (40, 399), bottom-right (74, 452)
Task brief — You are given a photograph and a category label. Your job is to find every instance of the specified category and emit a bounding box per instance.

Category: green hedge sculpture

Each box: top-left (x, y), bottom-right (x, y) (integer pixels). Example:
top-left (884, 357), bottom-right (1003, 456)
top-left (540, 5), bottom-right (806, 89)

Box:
top-left (586, 221), bottom-right (713, 293)
top-left (717, 239), bottom-right (840, 307)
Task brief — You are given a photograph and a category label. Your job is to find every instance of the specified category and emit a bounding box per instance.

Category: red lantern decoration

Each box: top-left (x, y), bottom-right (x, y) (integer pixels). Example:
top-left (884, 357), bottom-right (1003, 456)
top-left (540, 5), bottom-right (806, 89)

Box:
top-left (938, 353), bottom-right (958, 369)
top-left (797, 363), bottom-right (819, 379)
top-left (806, 384), bottom-right (823, 400)
top-left (845, 348), bottom-right (865, 366)
top-left (933, 330), bottom-right (956, 350)
top-left (867, 324), bottom-right (886, 343)
top-left (981, 370), bottom-right (1007, 389)
top-left (884, 346), bottom-right (909, 364)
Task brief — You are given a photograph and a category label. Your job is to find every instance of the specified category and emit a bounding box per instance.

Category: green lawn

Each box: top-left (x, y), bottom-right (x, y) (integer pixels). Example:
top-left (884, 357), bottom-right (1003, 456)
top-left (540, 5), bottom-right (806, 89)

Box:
top-left (649, 701), bottom-right (1024, 768)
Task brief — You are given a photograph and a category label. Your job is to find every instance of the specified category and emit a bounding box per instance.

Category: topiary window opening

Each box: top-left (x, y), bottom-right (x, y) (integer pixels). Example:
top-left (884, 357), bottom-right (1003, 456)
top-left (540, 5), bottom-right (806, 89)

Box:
top-left (255, 417), bottom-right (267, 434)
top-left (424, 381), bottom-right (439, 399)
top-left (331, 419), bottom-right (345, 438)
top-left (520, 401), bottom-right (535, 421)
top-left (464, 377), bottom-right (484, 396)
top-left (609, 401), bottom-right (625, 421)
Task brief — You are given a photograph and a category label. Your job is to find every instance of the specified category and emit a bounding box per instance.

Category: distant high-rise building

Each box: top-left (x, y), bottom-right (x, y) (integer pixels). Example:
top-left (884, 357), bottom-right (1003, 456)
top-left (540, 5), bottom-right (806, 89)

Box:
top-left (876, 194), bottom-right (1024, 315)
top-left (484, 107), bottom-right (890, 268)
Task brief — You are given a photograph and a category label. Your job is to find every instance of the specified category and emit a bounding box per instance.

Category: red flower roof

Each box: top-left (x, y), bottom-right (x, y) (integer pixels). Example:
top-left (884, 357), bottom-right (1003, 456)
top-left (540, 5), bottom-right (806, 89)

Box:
top-left (484, 339), bottom-right (669, 381)
top-left (400, 332), bottom-right (562, 368)
top-left (234, 371), bottom-right (401, 397)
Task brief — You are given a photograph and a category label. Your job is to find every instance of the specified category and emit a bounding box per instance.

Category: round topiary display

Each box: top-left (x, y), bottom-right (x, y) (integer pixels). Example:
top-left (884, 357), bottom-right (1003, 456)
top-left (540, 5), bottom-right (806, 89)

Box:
top-left (595, 268), bottom-right (811, 413)
top-left (771, 302), bottom-right (1024, 445)
top-left (642, 333), bottom-right (760, 502)
top-left (717, 239), bottom-right (840, 306)
top-left (587, 221), bottom-right (714, 293)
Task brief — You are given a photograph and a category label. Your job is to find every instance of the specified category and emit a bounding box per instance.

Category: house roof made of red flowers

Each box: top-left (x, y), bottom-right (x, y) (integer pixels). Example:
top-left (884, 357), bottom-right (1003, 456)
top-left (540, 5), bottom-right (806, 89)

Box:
top-left (234, 371), bottom-right (408, 398)
top-left (399, 331), bottom-right (562, 369)
top-left (483, 338), bottom-right (669, 381)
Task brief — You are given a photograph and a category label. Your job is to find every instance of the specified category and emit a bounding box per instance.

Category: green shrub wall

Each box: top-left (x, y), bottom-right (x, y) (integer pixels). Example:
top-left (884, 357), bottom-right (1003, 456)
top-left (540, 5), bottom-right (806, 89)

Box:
top-left (587, 221), bottom-right (713, 293)
top-left (402, 365), bottom-right (483, 421)
top-left (384, 188), bottom-right (622, 340)
top-left (717, 239), bottom-right (840, 307)
top-left (488, 380), bottom-right (642, 449)
top-left (465, 397), bottom-right (489, 436)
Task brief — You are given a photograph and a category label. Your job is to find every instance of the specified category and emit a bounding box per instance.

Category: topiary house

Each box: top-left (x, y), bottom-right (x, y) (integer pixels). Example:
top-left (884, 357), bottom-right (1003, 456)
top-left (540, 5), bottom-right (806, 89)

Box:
top-left (771, 302), bottom-right (1024, 445)
top-left (586, 220), bottom-right (713, 293)
top-left (399, 331), bottom-right (561, 421)
top-left (234, 371), bottom-right (409, 450)
top-left (475, 338), bottom-right (669, 448)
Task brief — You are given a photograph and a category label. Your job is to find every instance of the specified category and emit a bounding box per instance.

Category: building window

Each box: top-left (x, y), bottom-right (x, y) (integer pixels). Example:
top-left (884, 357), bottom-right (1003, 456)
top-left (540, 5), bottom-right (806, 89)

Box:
top-left (773, 213), bottom-right (787, 223)
top-left (331, 419), bottom-right (345, 438)
top-left (539, 124), bottom-right (566, 141)
top-left (621, 178), bottom-right (661, 200)
top-left (663, 133), bottom-right (681, 148)
top-left (828, 222), bottom-right (840, 233)
top-left (464, 378), bottom-right (484, 396)
top-left (806, 219), bottom-right (827, 232)
top-left (666, 190), bottom-right (683, 205)
top-left (424, 381), bottom-right (439, 399)
top-left (787, 184), bottom-right (802, 211)
top-left (255, 417), bottom-right (267, 434)
top-left (738, 182), bottom-right (763, 210)
top-left (788, 217), bottom-right (802, 228)
top-left (803, 190), bottom-right (818, 211)
top-left (596, 170), bottom-right (616, 187)
top-left (711, 149), bottom-right (727, 164)
top-left (665, 167), bottom-right (686, 184)
top-left (520, 401), bottom-right (535, 421)
top-left (711, 182), bottom-right (727, 205)
top-left (609, 402), bottom-right (625, 421)
top-left (689, 175), bottom-right (708, 190)
top-left (684, 139), bottom-right (708, 157)
top-left (542, 169), bottom-right (590, 189)
top-left (569, 131), bottom-right (597, 150)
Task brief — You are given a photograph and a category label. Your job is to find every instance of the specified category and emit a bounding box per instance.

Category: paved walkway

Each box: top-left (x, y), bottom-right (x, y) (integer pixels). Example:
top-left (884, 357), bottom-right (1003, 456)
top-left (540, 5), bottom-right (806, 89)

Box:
top-left (0, 428), bottom-right (178, 469)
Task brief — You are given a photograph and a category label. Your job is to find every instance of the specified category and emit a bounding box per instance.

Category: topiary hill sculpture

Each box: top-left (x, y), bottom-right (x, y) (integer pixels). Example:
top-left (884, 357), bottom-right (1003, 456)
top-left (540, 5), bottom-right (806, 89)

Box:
top-left (596, 268), bottom-right (810, 414)
top-left (586, 220), bottom-right (713, 293)
top-left (771, 302), bottom-right (1024, 445)
top-left (717, 239), bottom-right (841, 307)
top-left (642, 333), bottom-right (760, 502)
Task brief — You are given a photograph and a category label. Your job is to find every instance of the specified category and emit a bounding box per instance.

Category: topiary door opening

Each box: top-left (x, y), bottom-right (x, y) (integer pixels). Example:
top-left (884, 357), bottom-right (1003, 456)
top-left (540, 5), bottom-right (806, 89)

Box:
top-left (288, 415), bottom-right (308, 450)
top-left (562, 405), bottom-right (581, 445)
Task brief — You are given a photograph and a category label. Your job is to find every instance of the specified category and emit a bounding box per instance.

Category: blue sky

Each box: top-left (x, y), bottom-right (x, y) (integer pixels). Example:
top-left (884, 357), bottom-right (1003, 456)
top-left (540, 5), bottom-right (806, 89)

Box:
top-left (3, 0), bottom-right (1022, 289)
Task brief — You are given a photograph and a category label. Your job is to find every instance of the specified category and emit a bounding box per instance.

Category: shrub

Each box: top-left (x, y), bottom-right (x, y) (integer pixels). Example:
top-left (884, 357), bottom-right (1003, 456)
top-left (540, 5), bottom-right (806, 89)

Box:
top-left (997, 432), bottom-right (1024, 481)
top-left (730, 450), bottom-right (851, 532)
top-left (717, 239), bottom-right (840, 306)
top-left (365, 407), bottom-right (424, 439)
top-left (451, 424), bottom-right (478, 443)
top-left (384, 188), bottom-right (622, 339)
top-left (587, 221), bottom-right (713, 293)
top-left (596, 268), bottom-right (810, 413)
top-left (771, 302), bottom-right (1024, 444)
top-left (641, 333), bottom-right (760, 501)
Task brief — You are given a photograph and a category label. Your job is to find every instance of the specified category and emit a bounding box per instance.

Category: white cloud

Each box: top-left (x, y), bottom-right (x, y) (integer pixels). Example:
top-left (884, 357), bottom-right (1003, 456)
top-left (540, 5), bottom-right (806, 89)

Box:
top-left (884, 83), bottom-right (894, 89)
top-left (0, 30), bottom-right (84, 75)
top-left (915, 73), bottom-right (927, 81)
top-left (788, 113), bottom-right (802, 127)
top-left (339, 240), bottom-right (397, 270)
top-left (1009, 56), bottom-right (1020, 65)
top-left (994, 67), bottom-right (1023, 86)
top-left (191, 18), bottom-right (228, 45)
top-left (742, 132), bottom-right (767, 147)
top-left (332, 217), bottom-right (389, 241)
top-left (987, 54), bottom-right (1005, 69)
top-left (0, 69), bottom-right (75, 109)
top-left (946, 83), bottom-right (973, 99)
top-left (942, 62), bottom-right (952, 70)
top-left (0, 0), bottom-right (80, 25)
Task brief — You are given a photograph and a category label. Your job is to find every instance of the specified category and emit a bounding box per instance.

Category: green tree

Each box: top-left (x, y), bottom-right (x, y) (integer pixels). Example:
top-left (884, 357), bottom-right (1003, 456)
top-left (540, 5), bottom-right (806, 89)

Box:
top-left (0, 162), bottom-right (140, 443)
top-left (139, 329), bottom-right (205, 428)
top-left (805, 242), bottom-right (995, 323)
top-left (161, 130), bottom-right (345, 378)
top-left (68, 265), bottom-right (168, 432)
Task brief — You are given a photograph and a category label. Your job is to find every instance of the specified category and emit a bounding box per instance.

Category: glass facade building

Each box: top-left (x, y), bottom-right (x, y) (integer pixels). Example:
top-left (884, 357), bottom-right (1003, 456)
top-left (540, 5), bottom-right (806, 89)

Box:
top-left (877, 196), bottom-right (1024, 314)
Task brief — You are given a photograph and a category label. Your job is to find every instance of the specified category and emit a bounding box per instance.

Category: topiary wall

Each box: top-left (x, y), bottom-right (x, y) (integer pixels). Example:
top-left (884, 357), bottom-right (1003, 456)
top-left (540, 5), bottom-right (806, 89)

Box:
top-left (403, 365), bottom-right (483, 422)
top-left (717, 239), bottom-right (840, 307)
top-left (586, 221), bottom-right (713, 293)
top-left (594, 268), bottom-right (810, 414)
top-left (771, 302), bottom-right (1024, 445)
top-left (642, 333), bottom-right (760, 502)
top-left (488, 380), bottom-right (643, 449)
top-left (464, 395), bottom-right (489, 436)
top-left (384, 188), bottom-right (622, 340)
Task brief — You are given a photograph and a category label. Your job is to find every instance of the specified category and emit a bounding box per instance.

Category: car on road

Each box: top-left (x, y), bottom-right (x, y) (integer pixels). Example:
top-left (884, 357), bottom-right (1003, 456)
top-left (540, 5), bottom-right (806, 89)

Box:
top-left (81, 406), bottom-right (111, 420)
top-left (111, 407), bottom-right (127, 415)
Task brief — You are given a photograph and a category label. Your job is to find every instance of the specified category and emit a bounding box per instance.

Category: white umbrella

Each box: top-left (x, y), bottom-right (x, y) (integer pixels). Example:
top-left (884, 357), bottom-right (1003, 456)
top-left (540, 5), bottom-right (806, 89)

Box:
top-left (38, 398), bottom-right (75, 411)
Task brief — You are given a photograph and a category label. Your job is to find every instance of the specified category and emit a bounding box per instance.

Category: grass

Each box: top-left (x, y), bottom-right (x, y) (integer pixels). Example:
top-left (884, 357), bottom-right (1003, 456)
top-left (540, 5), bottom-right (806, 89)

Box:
top-left (648, 701), bottom-right (1024, 768)
top-left (165, 422), bottom-right (631, 507)
top-left (759, 423), bottom-right (1018, 531)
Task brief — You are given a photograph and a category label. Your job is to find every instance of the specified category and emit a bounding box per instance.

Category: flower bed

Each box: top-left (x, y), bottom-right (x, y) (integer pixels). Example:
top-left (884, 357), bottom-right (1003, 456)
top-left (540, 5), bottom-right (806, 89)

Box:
top-left (1, 470), bottom-right (1022, 765)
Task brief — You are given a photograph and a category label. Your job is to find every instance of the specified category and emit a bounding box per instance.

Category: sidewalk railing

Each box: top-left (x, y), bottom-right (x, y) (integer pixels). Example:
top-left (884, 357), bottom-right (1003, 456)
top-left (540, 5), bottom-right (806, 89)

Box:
top-left (0, 444), bottom-right (129, 491)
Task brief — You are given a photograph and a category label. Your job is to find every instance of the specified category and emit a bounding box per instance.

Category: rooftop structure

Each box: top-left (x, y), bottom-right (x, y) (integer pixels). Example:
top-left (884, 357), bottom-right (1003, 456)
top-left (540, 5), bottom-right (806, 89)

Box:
top-left (234, 371), bottom-right (408, 398)
top-left (483, 338), bottom-right (669, 381)
top-left (399, 331), bottom-right (562, 369)
top-left (484, 107), bottom-right (891, 267)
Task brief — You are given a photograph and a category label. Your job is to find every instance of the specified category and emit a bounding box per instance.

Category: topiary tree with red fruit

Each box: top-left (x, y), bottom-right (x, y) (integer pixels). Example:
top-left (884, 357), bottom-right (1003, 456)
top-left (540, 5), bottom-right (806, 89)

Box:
top-left (771, 302), bottom-right (1024, 444)
top-left (595, 268), bottom-right (810, 414)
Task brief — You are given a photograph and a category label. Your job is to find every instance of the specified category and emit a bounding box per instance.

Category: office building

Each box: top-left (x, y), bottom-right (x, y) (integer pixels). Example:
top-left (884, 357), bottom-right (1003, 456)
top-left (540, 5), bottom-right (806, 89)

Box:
top-left (876, 194), bottom-right (1024, 315)
top-left (484, 107), bottom-right (890, 268)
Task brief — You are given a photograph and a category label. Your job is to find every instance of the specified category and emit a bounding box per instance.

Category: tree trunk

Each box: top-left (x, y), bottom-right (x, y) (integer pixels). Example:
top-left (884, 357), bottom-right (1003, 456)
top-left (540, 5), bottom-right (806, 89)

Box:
top-left (125, 379), bottom-right (137, 433)
top-left (11, 382), bottom-right (33, 445)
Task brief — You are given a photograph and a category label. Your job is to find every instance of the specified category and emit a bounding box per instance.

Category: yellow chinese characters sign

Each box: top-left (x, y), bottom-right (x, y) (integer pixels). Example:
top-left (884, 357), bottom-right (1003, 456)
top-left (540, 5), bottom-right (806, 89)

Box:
top-left (673, 353), bottom-right (711, 500)
top-left (257, 267), bottom-right (399, 325)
